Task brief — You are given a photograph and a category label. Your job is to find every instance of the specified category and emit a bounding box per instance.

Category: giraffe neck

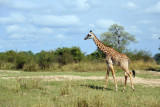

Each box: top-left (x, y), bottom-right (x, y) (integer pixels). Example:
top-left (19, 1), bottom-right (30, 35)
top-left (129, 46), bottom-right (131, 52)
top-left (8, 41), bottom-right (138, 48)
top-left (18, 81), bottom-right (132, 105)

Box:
top-left (92, 34), bottom-right (108, 53)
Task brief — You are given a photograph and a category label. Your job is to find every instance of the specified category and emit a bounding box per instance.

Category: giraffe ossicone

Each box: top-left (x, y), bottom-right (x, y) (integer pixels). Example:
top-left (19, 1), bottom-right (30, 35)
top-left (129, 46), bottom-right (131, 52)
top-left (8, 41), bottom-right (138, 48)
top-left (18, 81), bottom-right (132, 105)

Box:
top-left (84, 30), bottom-right (135, 91)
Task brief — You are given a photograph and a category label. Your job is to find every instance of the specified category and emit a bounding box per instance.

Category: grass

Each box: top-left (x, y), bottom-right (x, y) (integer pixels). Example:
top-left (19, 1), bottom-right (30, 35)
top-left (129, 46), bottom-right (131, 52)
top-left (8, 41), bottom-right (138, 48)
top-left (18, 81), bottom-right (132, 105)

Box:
top-left (1, 59), bottom-right (159, 72)
top-left (0, 70), bottom-right (160, 107)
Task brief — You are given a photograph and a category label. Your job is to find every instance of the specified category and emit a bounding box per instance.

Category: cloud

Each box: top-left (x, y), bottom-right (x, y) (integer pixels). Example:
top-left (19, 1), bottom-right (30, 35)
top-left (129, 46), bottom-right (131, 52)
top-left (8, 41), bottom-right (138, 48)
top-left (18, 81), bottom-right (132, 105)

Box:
top-left (122, 2), bottom-right (137, 10)
top-left (152, 34), bottom-right (160, 40)
top-left (145, 1), bottom-right (160, 14)
top-left (89, 24), bottom-right (95, 28)
top-left (9, 33), bottom-right (27, 39)
top-left (0, 12), bottom-right (26, 24)
top-left (40, 27), bottom-right (54, 34)
top-left (11, 0), bottom-right (37, 10)
top-left (96, 19), bottom-right (119, 29)
top-left (126, 26), bottom-right (142, 34)
top-left (138, 20), bottom-right (153, 24)
top-left (55, 34), bottom-right (66, 40)
top-left (150, 26), bottom-right (160, 33)
top-left (63, 0), bottom-right (90, 11)
top-left (29, 15), bottom-right (81, 27)
top-left (0, 0), bottom-right (10, 4)
top-left (6, 24), bottom-right (37, 34)
top-left (6, 24), bottom-right (54, 39)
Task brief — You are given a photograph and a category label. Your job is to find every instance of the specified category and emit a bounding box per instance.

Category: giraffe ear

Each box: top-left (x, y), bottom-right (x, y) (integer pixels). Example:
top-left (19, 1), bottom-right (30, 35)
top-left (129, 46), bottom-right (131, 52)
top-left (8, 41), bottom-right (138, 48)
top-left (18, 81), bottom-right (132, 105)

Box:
top-left (90, 30), bottom-right (92, 33)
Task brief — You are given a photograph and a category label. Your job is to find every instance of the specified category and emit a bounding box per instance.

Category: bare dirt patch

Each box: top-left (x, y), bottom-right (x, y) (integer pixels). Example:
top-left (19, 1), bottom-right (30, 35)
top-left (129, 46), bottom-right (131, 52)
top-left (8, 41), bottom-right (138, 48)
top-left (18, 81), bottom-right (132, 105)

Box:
top-left (1, 75), bottom-right (160, 87)
top-left (0, 70), bottom-right (20, 73)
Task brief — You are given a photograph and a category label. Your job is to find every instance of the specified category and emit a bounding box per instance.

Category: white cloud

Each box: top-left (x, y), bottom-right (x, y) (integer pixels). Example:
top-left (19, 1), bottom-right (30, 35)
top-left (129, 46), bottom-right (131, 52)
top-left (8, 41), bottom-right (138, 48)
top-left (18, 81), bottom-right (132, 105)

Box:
top-left (63, 0), bottom-right (90, 11)
top-left (0, 0), bottom-right (10, 4)
top-left (9, 33), bottom-right (27, 39)
top-left (11, 0), bottom-right (37, 10)
top-left (145, 1), bottom-right (160, 14)
top-left (150, 26), bottom-right (160, 33)
top-left (96, 19), bottom-right (119, 29)
top-left (122, 2), bottom-right (137, 10)
top-left (89, 24), bottom-right (95, 28)
top-left (138, 20), bottom-right (153, 24)
top-left (152, 34), bottom-right (160, 40)
top-left (29, 15), bottom-right (81, 27)
top-left (55, 34), bottom-right (66, 40)
top-left (76, 0), bottom-right (90, 9)
top-left (6, 24), bottom-right (36, 34)
top-left (6, 25), bottom-right (20, 33)
top-left (6, 24), bottom-right (54, 35)
top-left (0, 13), bottom-right (26, 24)
top-left (126, 26), bottom-right (142, 34)
top-left (40, 27), bottom-right (54, 34)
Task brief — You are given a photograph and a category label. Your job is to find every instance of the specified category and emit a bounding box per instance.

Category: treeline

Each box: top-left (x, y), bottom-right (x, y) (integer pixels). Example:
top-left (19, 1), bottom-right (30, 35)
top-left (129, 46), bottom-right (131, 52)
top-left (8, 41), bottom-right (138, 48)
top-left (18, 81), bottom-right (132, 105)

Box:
top-left (0, 46), bottom-right (156, 71)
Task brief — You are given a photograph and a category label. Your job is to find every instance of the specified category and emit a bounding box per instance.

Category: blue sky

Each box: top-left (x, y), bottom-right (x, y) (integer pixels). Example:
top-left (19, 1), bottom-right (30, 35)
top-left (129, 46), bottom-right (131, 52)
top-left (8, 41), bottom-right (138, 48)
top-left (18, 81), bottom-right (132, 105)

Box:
top-left (0, 0), bottom-right (160, 55)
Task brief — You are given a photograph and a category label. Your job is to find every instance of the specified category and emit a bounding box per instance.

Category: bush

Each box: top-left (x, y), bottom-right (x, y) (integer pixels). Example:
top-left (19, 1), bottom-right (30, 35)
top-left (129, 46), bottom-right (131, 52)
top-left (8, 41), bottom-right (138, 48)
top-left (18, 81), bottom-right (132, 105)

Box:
top-left (0, 62), bottom-right (15, 70)
top-left (16, 52), bottom-right (31, 69)
top-left (125, 50), bottom-right (153, 61)
top-left (36, 50), bottom-right (55, 69)
top-left (54, 47), bottom-right (74, 64)
top-left (23, 62), bottom-right (39, 72)
top-left (154, 53), bottom-right (160, 64)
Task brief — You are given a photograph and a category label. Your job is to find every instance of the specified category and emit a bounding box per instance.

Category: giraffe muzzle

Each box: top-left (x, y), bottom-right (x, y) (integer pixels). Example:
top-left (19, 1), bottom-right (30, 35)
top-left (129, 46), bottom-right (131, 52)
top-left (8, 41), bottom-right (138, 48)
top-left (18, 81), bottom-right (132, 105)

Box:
top-left (84, 35), bottom-right (89, 40)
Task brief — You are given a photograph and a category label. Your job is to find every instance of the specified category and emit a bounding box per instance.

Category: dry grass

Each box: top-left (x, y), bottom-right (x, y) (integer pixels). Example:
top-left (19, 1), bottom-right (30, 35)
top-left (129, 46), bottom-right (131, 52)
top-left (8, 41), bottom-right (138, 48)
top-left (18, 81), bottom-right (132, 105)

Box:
top-left (129, 60), bottom-right (158, 70)
top-left (0, 60), bottom-right (159, 72)
top-left (47, 60), bottom-right (159, 72)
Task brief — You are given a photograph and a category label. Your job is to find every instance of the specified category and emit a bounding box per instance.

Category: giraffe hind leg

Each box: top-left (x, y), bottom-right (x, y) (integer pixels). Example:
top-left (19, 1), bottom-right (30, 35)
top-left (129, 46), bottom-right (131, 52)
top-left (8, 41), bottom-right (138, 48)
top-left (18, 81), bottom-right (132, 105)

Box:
top-left (122, 67), bottom-right (135, 91)
top-left (123, 72), bottom-right (128, 92)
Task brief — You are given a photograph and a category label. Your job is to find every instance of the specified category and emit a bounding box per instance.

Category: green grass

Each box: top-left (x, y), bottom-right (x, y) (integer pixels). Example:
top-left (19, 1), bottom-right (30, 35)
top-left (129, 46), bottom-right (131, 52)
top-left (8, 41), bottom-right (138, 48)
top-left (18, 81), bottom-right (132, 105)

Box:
top-left (0, 70), bottom-right (160, 107)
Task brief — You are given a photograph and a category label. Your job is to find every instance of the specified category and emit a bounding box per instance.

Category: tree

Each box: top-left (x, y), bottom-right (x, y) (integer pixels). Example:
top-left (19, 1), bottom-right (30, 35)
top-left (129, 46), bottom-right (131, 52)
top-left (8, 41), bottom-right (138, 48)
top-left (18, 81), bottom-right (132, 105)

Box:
top-left (154, 53), bottom-right (160, 64)
top-left (100, 24), bottom-right (137, 52)
top-left (159, 37), bottom-right (160, 50)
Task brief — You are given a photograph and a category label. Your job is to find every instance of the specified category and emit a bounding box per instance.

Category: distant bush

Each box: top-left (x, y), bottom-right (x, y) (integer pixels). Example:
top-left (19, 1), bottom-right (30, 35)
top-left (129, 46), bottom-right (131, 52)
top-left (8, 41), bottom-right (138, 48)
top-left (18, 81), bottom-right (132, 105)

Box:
top-left (54, 47), bottom-right (85, 64)
top-left (23, 62), bottom-right (39, 72)
top-left (154, 53), bottom-right (160, 64)
top-left (0, 47), bottom-right (158, 71)
top-left (36, 50), bottom-right (55, 69)
top-left (125, 49), bottom-right (153, 61)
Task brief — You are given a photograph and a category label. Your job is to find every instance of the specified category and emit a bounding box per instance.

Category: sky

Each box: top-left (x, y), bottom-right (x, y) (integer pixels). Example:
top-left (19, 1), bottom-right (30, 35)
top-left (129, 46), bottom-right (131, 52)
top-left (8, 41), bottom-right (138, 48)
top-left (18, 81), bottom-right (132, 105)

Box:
top-left (0, 0), bottom-right (160, 55)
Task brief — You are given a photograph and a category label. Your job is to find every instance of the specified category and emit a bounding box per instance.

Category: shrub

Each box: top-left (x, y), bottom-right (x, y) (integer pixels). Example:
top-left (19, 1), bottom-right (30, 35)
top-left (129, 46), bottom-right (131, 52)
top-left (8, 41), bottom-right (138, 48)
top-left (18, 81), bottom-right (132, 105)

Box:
top-left (54, 47), bottom-right (74, 64)
top-left (23, 62), bottom-right (39, 72)
top-left (125, 49), bottom-right (153, 61)
top-left (0, 62), bottom-right (16, 70)
top-left (154, 53), bottom-right (160, 64)
top-left (36, 50), bottom-right (55, 69)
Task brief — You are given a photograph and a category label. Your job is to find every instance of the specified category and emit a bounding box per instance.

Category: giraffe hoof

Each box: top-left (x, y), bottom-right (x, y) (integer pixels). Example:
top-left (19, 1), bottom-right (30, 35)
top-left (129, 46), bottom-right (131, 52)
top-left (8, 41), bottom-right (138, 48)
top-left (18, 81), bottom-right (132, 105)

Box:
top-left (103, 88), bottom-right (106, 91)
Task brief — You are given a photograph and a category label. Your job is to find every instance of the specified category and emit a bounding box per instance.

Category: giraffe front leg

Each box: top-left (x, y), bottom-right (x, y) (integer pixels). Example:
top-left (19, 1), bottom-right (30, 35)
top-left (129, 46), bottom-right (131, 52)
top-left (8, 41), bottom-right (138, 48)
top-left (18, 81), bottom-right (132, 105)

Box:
top-left (103, 68), bottom-right (110, 91)
top-left (109, 64), bottom-right (118, 92)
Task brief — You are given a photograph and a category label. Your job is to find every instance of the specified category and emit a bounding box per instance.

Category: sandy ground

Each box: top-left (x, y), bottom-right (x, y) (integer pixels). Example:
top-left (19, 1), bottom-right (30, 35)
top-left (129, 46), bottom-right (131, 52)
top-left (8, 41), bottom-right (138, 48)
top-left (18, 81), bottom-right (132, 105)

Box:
top-left (0, 70), bottom-right (160, 87)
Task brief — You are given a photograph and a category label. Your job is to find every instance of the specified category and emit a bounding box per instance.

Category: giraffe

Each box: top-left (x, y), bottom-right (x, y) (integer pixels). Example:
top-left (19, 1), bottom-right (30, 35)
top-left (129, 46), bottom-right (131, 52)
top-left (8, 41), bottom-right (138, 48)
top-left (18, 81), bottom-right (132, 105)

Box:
top-left (84, 30), bottom-right (135, 92)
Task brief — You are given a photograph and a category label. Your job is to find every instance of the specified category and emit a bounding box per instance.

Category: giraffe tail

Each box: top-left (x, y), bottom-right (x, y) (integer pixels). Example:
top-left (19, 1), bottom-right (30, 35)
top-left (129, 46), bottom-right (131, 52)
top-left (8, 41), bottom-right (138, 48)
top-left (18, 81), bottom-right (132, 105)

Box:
top-left (132, 70), bottom-right (136, 77)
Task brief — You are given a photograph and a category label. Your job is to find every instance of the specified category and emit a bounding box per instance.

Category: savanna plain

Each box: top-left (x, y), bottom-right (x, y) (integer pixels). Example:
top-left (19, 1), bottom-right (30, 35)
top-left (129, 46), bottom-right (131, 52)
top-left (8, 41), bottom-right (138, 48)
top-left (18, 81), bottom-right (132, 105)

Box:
top-left (0, 65), bottom-right (160, 107)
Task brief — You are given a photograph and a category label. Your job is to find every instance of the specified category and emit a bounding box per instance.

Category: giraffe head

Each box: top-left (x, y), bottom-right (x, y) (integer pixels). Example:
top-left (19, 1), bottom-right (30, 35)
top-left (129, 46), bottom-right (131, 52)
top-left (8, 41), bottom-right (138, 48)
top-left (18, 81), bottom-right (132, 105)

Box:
top-left (84, 30), bottom-right (94, 40)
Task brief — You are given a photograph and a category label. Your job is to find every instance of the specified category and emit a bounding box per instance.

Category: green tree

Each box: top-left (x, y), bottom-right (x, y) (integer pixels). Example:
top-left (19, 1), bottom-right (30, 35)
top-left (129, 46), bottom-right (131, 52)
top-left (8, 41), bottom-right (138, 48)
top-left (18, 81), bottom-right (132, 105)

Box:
top-left (159, 37), bottom-right (160, 50)
top-left (54, 47), bottom-right (74, 65)
top-left (36, 50), bottom-right (55, 69)
top-left (154, 53), bottom-right (160, 64)
top-left (70, 47), bottom-right (85, 62)
top-left (100, 24), bottom-right (137, 52)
